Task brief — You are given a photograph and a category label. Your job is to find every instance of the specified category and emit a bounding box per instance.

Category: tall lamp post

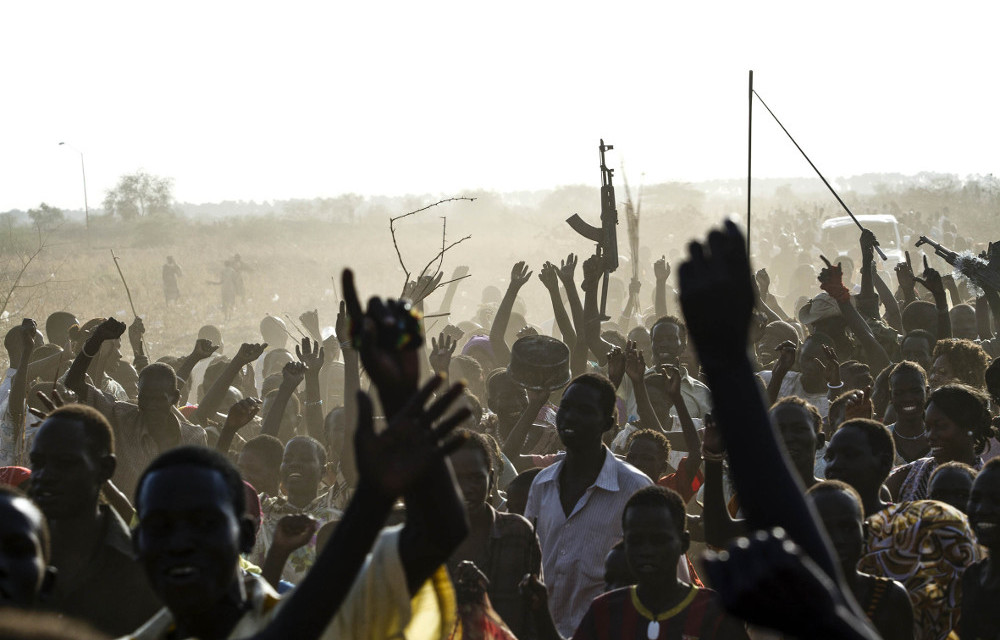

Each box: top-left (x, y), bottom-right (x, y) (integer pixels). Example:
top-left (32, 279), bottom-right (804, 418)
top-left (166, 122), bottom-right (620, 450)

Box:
top-left (58, 141), bottom-right (90, 238)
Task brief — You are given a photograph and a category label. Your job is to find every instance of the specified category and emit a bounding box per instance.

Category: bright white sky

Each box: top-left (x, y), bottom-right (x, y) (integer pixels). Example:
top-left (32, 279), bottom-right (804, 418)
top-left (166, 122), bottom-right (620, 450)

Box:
top-left (2, 1), bottom-right (998, 212)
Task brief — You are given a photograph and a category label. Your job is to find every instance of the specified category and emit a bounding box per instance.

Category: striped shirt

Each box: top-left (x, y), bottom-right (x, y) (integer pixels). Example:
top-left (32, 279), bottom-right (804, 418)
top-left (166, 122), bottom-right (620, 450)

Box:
top-left (524, 447), bottom-right (652, 637)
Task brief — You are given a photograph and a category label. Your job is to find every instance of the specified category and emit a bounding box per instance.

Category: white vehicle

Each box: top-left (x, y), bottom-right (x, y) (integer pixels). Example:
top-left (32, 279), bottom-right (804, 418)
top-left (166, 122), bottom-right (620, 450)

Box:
top-left (820, 214), bottom-right (904, 265)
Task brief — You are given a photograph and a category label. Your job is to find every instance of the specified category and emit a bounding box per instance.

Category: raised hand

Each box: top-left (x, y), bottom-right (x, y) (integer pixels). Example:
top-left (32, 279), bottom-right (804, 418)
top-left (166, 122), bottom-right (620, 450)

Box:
top-left (234, 342), bottom-right (268, 366)
top-left (658, 364), bottom-right (684, 402)
top-left (755, 268), bottom-right (770, 296)
top-left (509, 261), bottom-right (532, 290)
top-left (624, 340), bottom-right (647, 383)
top-left (334, 300), bottom-right (349, 345)
top-left (190, 338), bottom-right (220, 362)
top-left (860, 229), bottom-right (879, 263)
top-left (914, 254), bottom-right (946, 301)
top-left (128, 317), bottom-right (145, 349)
top-left (429, 332), bottom-right (457, 376)
top-left (295, 337), bottom-right (325, 375)
top-left (558, 253), bottom-right (578, 284)
top-left (538, 261), bottom-right (560, 292)
top-left (818, 255), bottom-right (850, 302)
top-left (442, 324), bottom-right (465, 344)
top-left (19, 318), bottom-right (37, 353)
top-left (702, 412), bottom-right (725, 456)
top-left (272, 514), bottom-right (319, 553)
top-left (518, 573), bottom-right (549, 614)
top-left (703, 528), bottom-right (847, 639)
top-left (224, 397), bottom-right (262, 431)
top-left (817, 344), bottom-right (841, 387)
top-left (844, 387), bottom-right (874, 421)
top-left (405, 272), bottom-right (444, 306)
top-left (281, 361), bottom-right (307, 388)
top-left (92, 317), bottom-right (127, 344)
top-left (894, 251), bottom-right (916, 293)
top-left (773, 340), bottom-right (797, 375)
top-left (581, 253), bottom-right (603, 292)
top-left (606, 346), bottom-right (626, 389)
top-left (28, 387), bottom-right (69, 421)
top-left (654, 256), bottom-right (670, 281)
top-left (354, 375), bottom-right (470, 500)
top-left (677, 221), bottom-right (756, 365)
top-left (342, 269), bottom-right (424, 414)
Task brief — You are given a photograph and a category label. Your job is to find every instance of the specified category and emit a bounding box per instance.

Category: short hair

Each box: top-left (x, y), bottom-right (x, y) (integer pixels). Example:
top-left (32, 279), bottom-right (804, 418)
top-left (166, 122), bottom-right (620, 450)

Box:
top-left (286, 435), bottom-right (327, 469)
top-left (198, 325), bottom-right (223, 344)
top-left (889, 360), bottom-right (928, 387)
top-left (453, 429), bottom-right (497, 477)
top-left (929, 461), bottom-right (978, 487)
top-left (241, 435), bottom-right (284, 472)
top-left (806, 479), bottom-right (864, 515)
top-left (625, 429), bottom-right (671, 459)
top-left (138, 362), bottom-right (178, 390)
top-left (45, 312), bottom-right (77, 345)
top-left (135, 445), bottom-right (245, 517)
top-left (0, 485), bottom-right (50, 563)
top-left (902, 301), bottom-right (938, 335)
top-left (650, 316), bottom-right (687, 342)
top-left (622, 485), bottom-right (686, 537)
top-left (771, 396), bottom-right (822, 435)
top-left (203, 357), bottom-right (232, 391)
top-left (901, 328), bottom-right (935, 350)
top-left (43, 404), bottom-right (115, 457)
top-left (507, 467), bottom-right (541, 494)
top-left (451, 355), bottom-right (483, 382)
top-left (835, 418), bottom-right (896, 481)
top-left (763, 321), bottom-right (798, 343)
top-left (928, 384), bottom-right (996, 454)
top-left (564, 373), bottom-right (617, 421)
top-left (601, 330), bottom-right (626, 350)
top-left (932, 338), bottom-right (990, 388)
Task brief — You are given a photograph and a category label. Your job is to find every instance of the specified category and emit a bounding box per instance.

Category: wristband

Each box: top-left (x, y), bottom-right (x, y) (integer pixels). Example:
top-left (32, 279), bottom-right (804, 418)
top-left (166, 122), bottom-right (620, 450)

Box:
top-left (827, 381), bottom-right (845, 390)
top-left (304, 399), bottom-right (323, 407)
top-left (702, 449), bottom-right (726, 463)
top-left (82, 341), bottom-right (100, 358)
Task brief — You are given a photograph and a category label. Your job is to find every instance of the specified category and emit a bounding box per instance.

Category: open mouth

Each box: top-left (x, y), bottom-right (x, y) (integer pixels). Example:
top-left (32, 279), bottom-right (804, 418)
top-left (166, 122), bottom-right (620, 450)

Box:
top-left (164, 565), bottom-right (201, 584)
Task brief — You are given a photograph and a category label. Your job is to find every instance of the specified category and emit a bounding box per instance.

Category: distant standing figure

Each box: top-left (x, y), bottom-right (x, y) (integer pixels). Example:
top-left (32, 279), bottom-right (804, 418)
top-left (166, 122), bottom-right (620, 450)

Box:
top-left (162, 256), bottom-right (182, 304)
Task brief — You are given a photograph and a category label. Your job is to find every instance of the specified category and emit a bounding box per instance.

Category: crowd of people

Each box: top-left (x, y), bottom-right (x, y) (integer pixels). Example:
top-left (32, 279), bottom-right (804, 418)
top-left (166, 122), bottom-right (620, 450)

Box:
top-left (0, 211), bottom-right (999, 640)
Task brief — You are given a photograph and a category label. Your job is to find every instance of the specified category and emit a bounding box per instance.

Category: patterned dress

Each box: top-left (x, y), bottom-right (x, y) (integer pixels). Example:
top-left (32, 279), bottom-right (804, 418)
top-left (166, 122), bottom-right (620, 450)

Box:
top-left (859, 500), bottom-right (983, 640)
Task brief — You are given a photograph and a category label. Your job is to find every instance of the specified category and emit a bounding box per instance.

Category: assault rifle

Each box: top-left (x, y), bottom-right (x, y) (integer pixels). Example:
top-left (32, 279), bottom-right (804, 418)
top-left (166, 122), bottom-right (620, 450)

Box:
top-left (916, 235), bottom-right (1000, 292)
top-left (566, 139), bottom-right (619, 319)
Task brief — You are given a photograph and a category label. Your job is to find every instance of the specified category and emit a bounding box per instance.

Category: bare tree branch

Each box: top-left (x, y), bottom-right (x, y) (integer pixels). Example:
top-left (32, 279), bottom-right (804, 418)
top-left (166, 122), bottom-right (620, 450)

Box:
top-left (388, 197), bottom-right (476, 282)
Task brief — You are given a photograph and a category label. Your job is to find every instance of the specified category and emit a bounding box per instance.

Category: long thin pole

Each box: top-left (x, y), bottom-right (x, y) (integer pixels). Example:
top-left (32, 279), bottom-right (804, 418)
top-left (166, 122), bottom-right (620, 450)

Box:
top-left (747, 70), bottom-right (753, 256)
top-left (79, 152), bottom-right (90, 238)
top-left (752, 89), bottom-right (888, 260)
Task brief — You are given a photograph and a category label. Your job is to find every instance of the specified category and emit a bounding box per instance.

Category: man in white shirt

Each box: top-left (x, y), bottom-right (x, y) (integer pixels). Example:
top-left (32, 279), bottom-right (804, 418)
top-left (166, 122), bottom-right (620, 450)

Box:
top-left (525, 373), bottom-right (651, 637)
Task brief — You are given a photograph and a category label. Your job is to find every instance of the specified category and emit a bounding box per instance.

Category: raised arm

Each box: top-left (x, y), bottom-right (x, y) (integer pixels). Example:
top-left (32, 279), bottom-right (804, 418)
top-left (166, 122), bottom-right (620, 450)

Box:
top-left (818, 256), bottom-right (891, 373)
top-left (434, 265), bottom-right (470, 316)
top-left (192, 343), bottom-right (267, 426)
top-left (581, 254), bottom-right (614, 366)
top-left (894, 252), bottom-right (917, 306)
top-left (490, 261), bottom-right (533, 368)
top-left (215, 397), bottom-right (262, 454)
top-left (175, 339), bottom-right (221, 400)
top-left (914, 255), bottom-right (953, 340)
top-left (65, 318), bottom-right (127, 401)
top-left (624, 342), bottom-right (660, 431)
top-left (654, 256), bottom-right (669, 317)
top-left (539, 262), bottom-right (576, 349)
top-left (336, 301), bottom-right (361, 487)
top-left (260, 362), bottom-right (305, 438)
top-left (7, 319), bottom-right (37, 462)
top-left (296, 337), bottom-right (326, 442)
top-left (127, 317), bottom-right (150, 373)
top-left (501, 388), bottom-right (548, 472)
top-left (678, 220), bottom-right (839, 581)
top-left (660, 364), bottom-right (703, 476)
top-left (341, 269), bottom-right (470, 593)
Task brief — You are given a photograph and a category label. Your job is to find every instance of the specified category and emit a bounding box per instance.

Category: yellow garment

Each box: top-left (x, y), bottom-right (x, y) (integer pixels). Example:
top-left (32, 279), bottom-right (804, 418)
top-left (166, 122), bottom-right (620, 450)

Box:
top-left (118, 525), bottom-right (457, 640)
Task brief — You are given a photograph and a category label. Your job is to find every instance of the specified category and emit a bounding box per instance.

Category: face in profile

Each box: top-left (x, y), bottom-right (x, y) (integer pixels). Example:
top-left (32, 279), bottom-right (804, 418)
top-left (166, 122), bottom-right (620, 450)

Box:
top-left (0, 494), bottom-right (50, 609)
